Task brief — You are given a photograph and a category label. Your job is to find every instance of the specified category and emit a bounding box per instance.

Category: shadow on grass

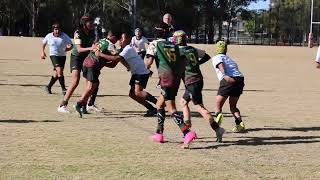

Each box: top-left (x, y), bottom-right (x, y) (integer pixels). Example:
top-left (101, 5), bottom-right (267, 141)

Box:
top-left (0, 119), bottom-right (61, 123)
top-left (6, 74), bottom-right (71, 78)
top-left (200, 88), bottom-right (273, 92)
top-left (190, 135), bottom-right (320, 150)
top-left (0, 58), bottom-right (31, 61)
top-left (247, 126), bottom-right (320, 132)
top-left (0, 83), bottom-right (43, 87)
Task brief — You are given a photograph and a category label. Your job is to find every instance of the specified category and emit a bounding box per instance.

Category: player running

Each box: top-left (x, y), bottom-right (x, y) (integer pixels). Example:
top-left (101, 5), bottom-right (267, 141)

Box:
top-left (170, 30), bottom-right (225, 142)
top-left (57, 15), bottom-right (96, 113)
top-left (130, 28), bottom-right (149, 59)
top-left (97, 33), bottom-right (158, 117)
top-left (212, 41), bottom-right (246, 133)
top-left (41, 22), bottom-right (73, 95)
top-left (145, 29), bottom-right (197, 148)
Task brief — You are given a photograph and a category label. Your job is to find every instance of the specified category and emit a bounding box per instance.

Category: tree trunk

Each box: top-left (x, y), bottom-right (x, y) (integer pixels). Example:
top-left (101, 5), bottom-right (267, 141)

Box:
top-left (208, 16), bottom-right (214, 44)
top-left (30, 0), bottom-right (39, 37)
top-left (218, 21), bottom-right (222, 41)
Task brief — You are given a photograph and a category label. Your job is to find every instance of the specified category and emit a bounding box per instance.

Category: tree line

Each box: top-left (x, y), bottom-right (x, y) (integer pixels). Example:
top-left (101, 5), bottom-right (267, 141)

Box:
top-left (0, 0), bottom-right (319, 45)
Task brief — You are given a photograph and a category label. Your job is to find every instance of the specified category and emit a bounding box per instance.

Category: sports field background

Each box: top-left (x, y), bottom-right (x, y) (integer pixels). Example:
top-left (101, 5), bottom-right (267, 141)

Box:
top-left (0, 37), bottom-right (320, 179)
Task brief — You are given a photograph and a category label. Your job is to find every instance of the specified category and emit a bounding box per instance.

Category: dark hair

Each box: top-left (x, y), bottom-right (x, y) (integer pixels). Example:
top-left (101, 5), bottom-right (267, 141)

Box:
top-left (79, 14), bottom-right (93, 28)
top-left (51, 22), bottom-right (60, 30)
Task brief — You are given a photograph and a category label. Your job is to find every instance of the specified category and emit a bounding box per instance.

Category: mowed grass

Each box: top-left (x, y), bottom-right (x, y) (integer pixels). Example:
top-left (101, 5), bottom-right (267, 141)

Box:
top-left (0, 37), bottom-right (320, 179)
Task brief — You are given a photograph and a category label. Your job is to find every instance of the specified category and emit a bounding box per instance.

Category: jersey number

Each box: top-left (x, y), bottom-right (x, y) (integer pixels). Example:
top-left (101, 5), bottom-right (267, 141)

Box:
top-left (186, 52), bottom-right (197, 66)
top-left (164, 48), bottom-right (176, 62)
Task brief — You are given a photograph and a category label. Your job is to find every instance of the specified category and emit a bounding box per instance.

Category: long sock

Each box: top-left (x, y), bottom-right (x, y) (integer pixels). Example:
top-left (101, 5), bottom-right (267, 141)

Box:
top-left (234, 116), bottom-right (242, 125)
top-left (145, 93), bottom-right (157, 104)
top-left (58, 76), bottom-right (66, 90)
top-left (88, 82), bottom-right (99, 106)
top-left (47, 76), bottom-right (58, 88)
top-left (172, 111), bottom-right (190, 136)
top-left (60, 100), bottom-right (68, 107)
top-left (144, 102), bottom-right (156, 110)
top-left (156, 108), bottom-right (165, 134)
top-left (209, 119), bottom-right (219, 131)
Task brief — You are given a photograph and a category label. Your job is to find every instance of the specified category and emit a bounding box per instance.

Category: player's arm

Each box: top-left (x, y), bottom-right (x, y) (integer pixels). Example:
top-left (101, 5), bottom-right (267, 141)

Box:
top-left (96, 51), bottom-right (120, 62)
top-left (64, 34), bottom-right (73, 51)
top-left (217, 62), bottom-right (235, 83)
top-left (41, 36), bottom-right (48, 59)
top-left (315, 46), bottom-right (320, 69)
top-left (144, 41), bottom-right (156, 69)
top-left (74, 31), bottom-right (94, 53)
top-left (196, 48), bottom-right (211, 65)
top-left (145, 54), bottom-right (154, 69)
top-left (118, 56), bottom-right (130, 71)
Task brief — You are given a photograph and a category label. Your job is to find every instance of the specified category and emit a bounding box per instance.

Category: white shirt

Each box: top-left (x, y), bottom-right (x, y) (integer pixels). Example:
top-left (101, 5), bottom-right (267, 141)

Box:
top-left (316, 46), bottom-right (320, 63)
top-left (119, 45), bottom-right (150, 75)
top-left (146, 39), bottom-right (166, 56)
top-left (212, 54), bottom-right (243, 81)
top-left (130, 36), bottom-right (149, 52)
top-left (43, 32), bottom-right (72, 56)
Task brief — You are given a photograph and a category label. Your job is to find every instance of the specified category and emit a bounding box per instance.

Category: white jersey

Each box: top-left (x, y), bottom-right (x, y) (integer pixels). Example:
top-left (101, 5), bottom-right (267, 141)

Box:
top-left (316, 46), bottom-right (320, 63)
top-left (130, 36), bottom-right (149, 52)
top-left (212, 54), bottom-right (243, 81)
top-left (43, 32), bottom-right (72, 56)
top-left (119, 45), bottom-right (150, 75)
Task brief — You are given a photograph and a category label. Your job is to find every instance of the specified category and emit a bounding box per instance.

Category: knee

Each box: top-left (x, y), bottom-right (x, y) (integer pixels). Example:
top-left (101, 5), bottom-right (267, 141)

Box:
top-left (134, 89), bottom-right (143, 97)
top-left (181, 98), bottom-right (188, 107)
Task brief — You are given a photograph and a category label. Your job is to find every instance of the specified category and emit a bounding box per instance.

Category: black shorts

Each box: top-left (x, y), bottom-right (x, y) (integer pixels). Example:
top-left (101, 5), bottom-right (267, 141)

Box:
top-left (161, 87), bottom-right (179, 101)
top-left (183, 80), bottom-right (203, 105)
top-left (129, 74), bottom-right (150, 89)
top-left (218, 77), bottom-right (244, 97)
top-left (70, 55), bottom-right (85, 72)
top-left (82, 66), bottom-right (101, 83)
top-left (50, 56), bottom-right (66, 69)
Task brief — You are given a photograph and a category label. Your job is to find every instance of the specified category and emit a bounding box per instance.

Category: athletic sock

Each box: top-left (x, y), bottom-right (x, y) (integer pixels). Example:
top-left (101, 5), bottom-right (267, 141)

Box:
top-left (156, 108), bottom-right (165, 134)
top-left (172, 111), bottom-right (190, 136)
top-left (145, 93), bottom-right (157, 104)
top-left (144, 102), bottom-right (155, 110)
top-left (88, 82), bottom-right (99, 106)
top-left (185, 119), bottom-right (192, 128)
top-left (60, 100), bottom-right (68, 107)
top-left (209, 119), bottom-right (219, 130)
top-left (58, 76), bottom-right (66, 90)
top-left (235, 116), bottom-right (242, 125)
top-left (47, 76), bottom-right (58, 88)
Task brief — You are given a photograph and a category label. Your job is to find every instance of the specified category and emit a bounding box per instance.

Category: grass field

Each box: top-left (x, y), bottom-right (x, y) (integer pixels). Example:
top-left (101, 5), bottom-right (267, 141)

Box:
top-left (0, 37), bottom-right (320, 179)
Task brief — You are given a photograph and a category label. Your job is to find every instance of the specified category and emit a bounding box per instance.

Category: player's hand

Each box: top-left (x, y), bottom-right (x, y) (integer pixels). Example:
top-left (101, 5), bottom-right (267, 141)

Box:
top-left (41, 52), bottom-right (46, 60)
top-left (90, 43), bottom-right (97, 51)
top-left (223, 75), bottom-right (235, 83)
top-left (65, 44), bottom-right (72, 51)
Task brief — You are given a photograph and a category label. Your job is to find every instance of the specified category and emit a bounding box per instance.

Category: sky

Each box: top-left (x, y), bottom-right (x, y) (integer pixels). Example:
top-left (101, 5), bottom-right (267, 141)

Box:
top-left (247, 0), bottom-right (270, 10)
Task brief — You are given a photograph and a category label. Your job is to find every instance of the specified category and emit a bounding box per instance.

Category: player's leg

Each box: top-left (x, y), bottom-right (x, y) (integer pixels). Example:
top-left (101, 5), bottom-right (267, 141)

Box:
top-left (75, 66), bottom-right (100, 117)
top-left (75, 80), bottom-right (96, 118)
top-left (164, 87), bottom-right (197, 147)
top-left (229, 77), bottom-right (245, 132)
top-left (129, 74), bottom-right (157, 116)
top-left (151, 94), bottom-right (166, 143)
top-left (181, 90), bottom-right (191, 128)
top-left (45, 56), bottom-right (59, 94)
top-left (56, 56), bottom-right (67, 95)
top-left (87, 80), bottom-right (102, 112)
top-left (58, 55), bottom-right (82, 112)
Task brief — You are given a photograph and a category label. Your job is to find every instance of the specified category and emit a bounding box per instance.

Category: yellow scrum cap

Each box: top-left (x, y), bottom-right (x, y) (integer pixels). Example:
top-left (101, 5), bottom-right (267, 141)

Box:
top-left (216, 41), bottom-right (227, 54)
top-left (172, 30), bottom-right (186, 45)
